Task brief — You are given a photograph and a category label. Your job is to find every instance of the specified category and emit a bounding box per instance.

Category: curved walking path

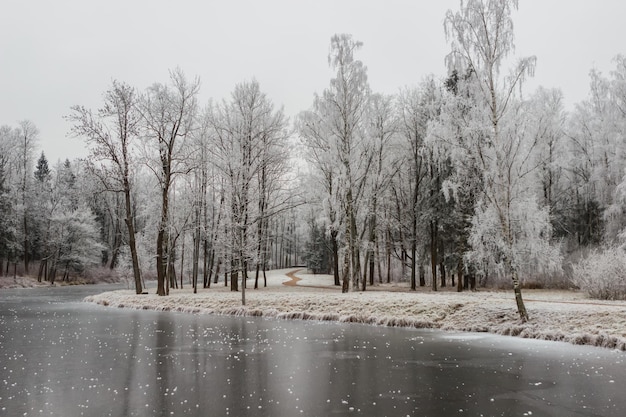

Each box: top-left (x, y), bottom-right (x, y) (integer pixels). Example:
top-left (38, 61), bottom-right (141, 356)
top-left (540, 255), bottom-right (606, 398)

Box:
top-left (282, 269), bottom-right (302, 286)
top-left (281, 268), bottom-right (339, 290)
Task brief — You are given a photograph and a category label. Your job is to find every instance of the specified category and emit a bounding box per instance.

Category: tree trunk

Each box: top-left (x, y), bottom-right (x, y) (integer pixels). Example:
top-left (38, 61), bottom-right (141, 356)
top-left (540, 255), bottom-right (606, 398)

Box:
top-left (386, 228), bottom-right (391, 284)
top-left (331, 229), bottom-right (340, 286)
top-left (457, 258), bottom-right (463, 292)
top-left (180, 231), bottom-right (185, 289)
top-left (410, 240), bottom-right (417, 290)
top-left (341, 248), bottom-right (350, 293)
top-left (376, 236), bottom-right (383, 284)
top-left (193, 231), bottom-right (199, 294)
top-left (230, 256), bottom-right (238, 291)
top-left (430, 220), bottom-right (438, 292)
top-left (512, 268), bottom-right (529, 322)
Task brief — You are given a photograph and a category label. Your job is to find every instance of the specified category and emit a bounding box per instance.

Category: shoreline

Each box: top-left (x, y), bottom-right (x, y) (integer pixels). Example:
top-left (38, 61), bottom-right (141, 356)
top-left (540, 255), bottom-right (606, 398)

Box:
top-left (83, 268), bottom-right (626, 352)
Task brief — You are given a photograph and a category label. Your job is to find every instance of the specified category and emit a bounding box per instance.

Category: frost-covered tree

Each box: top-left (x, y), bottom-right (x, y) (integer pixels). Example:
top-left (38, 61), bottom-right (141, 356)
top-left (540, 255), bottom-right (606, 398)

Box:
top-left (0, 159), bottom-right (17, 275)
top-left (14, 120), bottom-right (39, 274)
top-left (297, 105), bottom-right (342, 286)
top-left (139, 69), bottom-right (200, 296)
top-left (300, 34), bottom-right (371, 293)
top-left (206, 79), bottom-right (290, 305)
top-left (443, 0), bottom-right (559, 321)
top-left (68, 80), bottom-right (145, 293)
top-left (526, 88), bottom-right (567, 233)
top-left (362, 93), bottom-right (399, 289)
top-left (573, 56), bottom-right (626, 245)
top-left (395, 82), bottom-right (438, 289)
top-left (48, 205), bottom-right (105, 282)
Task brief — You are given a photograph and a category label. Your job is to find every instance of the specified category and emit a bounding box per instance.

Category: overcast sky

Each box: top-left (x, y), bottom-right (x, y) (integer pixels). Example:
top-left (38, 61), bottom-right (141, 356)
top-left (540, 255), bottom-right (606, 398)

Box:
top-left (1, 0), bottom-right (625, 163)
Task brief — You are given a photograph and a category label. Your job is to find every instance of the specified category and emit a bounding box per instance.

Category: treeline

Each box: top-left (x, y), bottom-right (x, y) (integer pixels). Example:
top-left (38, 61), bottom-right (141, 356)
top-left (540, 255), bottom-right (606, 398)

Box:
top-left (0, 74), bottom-right (302, 299)
top-left (298, 2), bottom-right (626, 309)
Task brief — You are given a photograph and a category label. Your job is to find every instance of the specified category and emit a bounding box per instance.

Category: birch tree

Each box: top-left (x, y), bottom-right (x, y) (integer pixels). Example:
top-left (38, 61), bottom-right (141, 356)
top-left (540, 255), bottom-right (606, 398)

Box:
top-left (444, 0), bottom-right (552, 321)
top-left (300, 34), bottom-right (371, 292)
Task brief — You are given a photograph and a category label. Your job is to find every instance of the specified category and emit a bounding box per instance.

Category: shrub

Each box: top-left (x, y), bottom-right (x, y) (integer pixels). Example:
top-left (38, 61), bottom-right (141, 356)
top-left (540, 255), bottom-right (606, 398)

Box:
top-left (571, 248), bottom-right (626, 300)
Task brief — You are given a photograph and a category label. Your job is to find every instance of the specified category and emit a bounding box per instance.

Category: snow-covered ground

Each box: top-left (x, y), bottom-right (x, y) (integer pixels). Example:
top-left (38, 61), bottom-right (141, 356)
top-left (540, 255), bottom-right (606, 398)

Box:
top-left (0, 275), bottom-right (49, 289)
top-left (84, 268), bottom-right (626, 351)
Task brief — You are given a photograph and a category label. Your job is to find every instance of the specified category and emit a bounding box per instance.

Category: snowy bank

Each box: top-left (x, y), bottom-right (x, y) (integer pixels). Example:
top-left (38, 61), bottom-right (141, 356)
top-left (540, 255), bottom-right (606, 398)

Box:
top-left (84, 269), bottom-right (626, 351)
top-left (0, 276), bottom-right (49, 289)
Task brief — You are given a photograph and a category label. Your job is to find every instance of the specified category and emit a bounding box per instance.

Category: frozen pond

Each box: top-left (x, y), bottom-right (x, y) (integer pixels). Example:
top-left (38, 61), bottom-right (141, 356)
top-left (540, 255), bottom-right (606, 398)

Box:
top-left (1, 285), bottom-right (625, 416)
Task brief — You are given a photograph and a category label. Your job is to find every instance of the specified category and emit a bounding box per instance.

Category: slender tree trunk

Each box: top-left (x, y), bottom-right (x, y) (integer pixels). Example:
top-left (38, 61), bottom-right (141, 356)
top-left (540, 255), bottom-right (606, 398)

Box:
top-left (193, 224), bottom-right (200, 294)
top-left (331, 229), bottom-right (340, 286)
top-left (156, 207), bottom-right (168, 296)
top-left (341, 245), bottom-right (350, 293)
top-left (430, 220), bottom-right (438, 292)
top-left (439, 239), bottom-right (446, 288)
top-left (23, 216), bottom-right (29, 275)
top-left (367, 201), bottom-right (376, 287)
top-left (386, 227), bottom-right (391, 284)
top-left (410, 240), bottom-right (417, 290)
top-left (457, 258), bottom-right (463, 292)
top-left (376, 236), bottom-right (383, 284)
top-left (180, 231), bottom-right (185, 289)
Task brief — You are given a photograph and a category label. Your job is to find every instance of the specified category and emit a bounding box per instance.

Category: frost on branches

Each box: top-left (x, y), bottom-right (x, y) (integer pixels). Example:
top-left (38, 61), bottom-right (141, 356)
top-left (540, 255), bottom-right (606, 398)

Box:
top-left (573, 248), bottom-right (626, 300)
top-left (465, 196), bottom-right (562, 287)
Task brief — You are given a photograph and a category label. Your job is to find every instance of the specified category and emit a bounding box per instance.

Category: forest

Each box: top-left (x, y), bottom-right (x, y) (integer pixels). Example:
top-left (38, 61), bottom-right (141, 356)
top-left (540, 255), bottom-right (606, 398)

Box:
top-left (1, 0), bottom-right (626, 314)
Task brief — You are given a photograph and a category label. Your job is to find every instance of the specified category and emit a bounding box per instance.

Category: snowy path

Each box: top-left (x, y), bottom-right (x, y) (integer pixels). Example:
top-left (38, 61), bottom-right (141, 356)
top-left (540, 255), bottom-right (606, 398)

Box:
top-left (281, 269), bottom-right (302, 286)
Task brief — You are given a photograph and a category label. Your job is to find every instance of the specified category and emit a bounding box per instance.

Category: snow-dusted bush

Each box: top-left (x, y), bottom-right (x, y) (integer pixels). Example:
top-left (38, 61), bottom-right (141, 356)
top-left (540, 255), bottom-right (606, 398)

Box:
top-left (572, 248), bottom-right (626, 300)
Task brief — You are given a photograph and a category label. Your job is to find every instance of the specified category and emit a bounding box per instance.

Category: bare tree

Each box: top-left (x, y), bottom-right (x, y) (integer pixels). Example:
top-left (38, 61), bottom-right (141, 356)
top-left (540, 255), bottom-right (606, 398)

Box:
top-left (363, 93), bottom-right (399, 289)
top-left (139, 69), bottom-right (200, 296)
top-left (206, 79), bottom-right (289, 305)
top-left (15, 120), bottom-right (39, 274)
top-left (68, 80), bottom-right (144, 294)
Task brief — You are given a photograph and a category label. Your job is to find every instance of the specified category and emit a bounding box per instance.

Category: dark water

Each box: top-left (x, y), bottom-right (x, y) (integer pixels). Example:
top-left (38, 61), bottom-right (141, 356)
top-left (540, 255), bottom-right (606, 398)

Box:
top-left (1, 285), bottom-right (625, 417)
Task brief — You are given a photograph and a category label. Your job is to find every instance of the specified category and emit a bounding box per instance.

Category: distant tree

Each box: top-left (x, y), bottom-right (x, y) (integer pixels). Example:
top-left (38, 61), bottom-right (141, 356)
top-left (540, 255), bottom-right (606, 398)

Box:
top-left (303, 216), bottom-right (332, 275)
top-left (573, 56), bottom-right (626, 245)
top-left (396, 82), bottom-right (439, 290)
top-left (0, 161), bottom-right (17, 275)
top-left (34, 152), bottom-right (50, 183)
top-left (297, 109), bottom-right (342, 286)
top-left (48, 205), bottom-right (105, 282)
top-left (363, 93), bottom-right (399, 289)
top-left (14, 120), bottom-right (39, 274)
top-left (31, 151), bottom-right (53, 281)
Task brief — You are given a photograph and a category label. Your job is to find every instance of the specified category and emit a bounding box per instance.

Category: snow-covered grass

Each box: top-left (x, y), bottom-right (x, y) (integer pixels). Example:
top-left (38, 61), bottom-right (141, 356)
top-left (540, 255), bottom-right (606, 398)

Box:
top-left (84, 268), bottom-right (626, 351)
top-left (0, 275), bottom-right (49, 289)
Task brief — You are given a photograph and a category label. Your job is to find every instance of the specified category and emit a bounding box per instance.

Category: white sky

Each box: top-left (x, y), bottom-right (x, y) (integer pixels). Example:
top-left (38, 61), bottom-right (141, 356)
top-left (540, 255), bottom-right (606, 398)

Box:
top-left (1, 0), bottom-right (625, 163)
